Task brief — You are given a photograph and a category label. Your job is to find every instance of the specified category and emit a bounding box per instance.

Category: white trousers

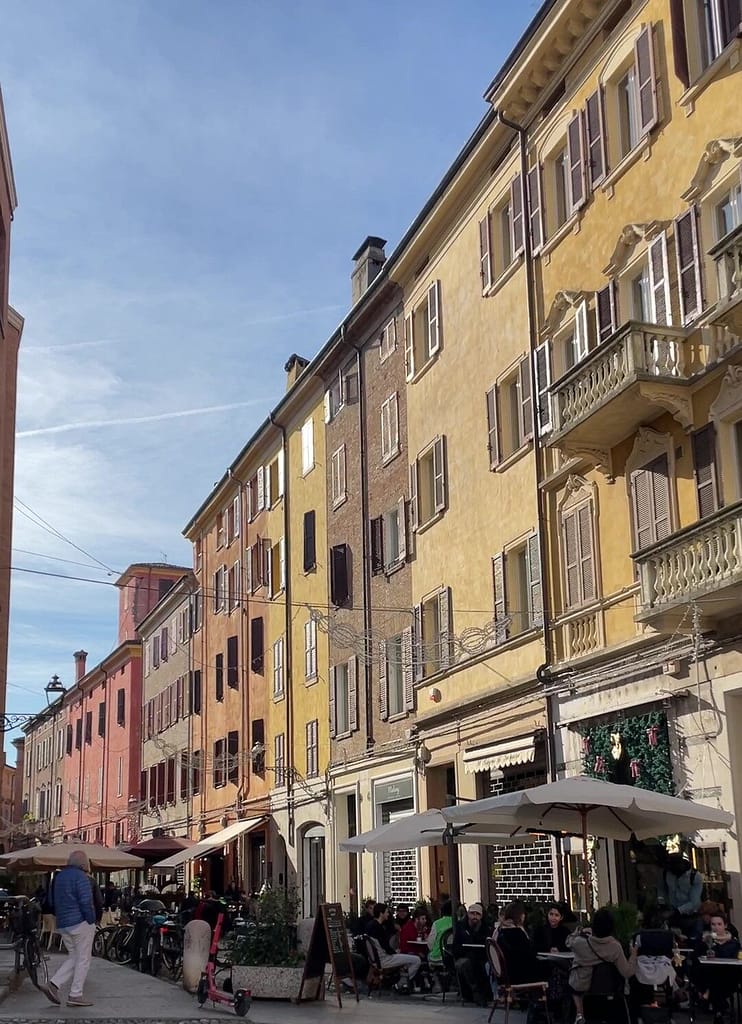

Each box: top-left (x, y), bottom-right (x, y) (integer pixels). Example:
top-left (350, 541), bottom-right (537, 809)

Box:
top-left (51, 920), bottom-right (95, 998)
top-left (380, 952), bottom-right (421, 980)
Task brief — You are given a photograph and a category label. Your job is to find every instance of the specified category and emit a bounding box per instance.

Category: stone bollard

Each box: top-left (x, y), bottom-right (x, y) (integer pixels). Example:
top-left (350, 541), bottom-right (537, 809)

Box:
top-left (182, 919), bottom-right (211, 993)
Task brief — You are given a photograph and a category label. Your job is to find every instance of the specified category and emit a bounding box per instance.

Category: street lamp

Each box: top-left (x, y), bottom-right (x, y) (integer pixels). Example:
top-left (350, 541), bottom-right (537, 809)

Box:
top-left (44, 675), bottom-right (66, 705)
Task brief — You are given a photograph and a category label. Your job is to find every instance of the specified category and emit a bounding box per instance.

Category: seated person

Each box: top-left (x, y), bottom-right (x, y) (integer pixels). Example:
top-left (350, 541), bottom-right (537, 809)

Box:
top-left (453, 902), bottom-right (489, 1006)
top-left (427, 900), bottom-right (453, 965)
top-left (364, 902), bottom-right (421, 992)
top-left (568, 907), bottom-right (638, 1024)
top-left (396, 904), bottom-right (418, 954)
top-left (533, 903), bottom-right (571, 953)
top-left (691, 910), bottom-right (741, 1023)
top-left (631, 908), bottom-right (676, 1008)
top-left (496, 901), bottom-right (542, 984)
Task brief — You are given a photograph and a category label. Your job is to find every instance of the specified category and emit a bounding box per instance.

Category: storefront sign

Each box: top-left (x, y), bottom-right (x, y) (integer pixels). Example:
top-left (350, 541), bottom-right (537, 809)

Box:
top-left (374, 776), bottom-right (413, 806)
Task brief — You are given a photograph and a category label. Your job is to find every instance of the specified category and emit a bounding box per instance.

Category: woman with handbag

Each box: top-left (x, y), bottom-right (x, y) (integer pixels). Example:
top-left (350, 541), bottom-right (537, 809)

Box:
top-left (568, 908), bottom-right (638, 1024)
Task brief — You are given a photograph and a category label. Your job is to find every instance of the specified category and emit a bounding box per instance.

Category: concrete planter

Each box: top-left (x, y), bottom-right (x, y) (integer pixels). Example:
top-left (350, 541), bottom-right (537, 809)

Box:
top-left (230, 965), bottom-right (321, 1002)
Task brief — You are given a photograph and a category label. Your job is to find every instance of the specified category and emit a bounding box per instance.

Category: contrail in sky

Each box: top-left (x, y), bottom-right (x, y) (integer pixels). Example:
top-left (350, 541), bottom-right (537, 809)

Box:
top-left (16, 400), bottom-right (271, 438)
top-left (22, 339), bottom-right (114, 353)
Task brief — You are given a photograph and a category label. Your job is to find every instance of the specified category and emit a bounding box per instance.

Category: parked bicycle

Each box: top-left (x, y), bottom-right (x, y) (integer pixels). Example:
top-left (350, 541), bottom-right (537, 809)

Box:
top-left (10, 897), bottom-right (48, 990)
top-left (155, 910), bottom-right (186, 980)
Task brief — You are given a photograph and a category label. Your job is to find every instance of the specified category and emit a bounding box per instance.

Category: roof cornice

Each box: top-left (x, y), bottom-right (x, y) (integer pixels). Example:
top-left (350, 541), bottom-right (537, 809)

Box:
top-left (0, 87), bottom-right (18, 212)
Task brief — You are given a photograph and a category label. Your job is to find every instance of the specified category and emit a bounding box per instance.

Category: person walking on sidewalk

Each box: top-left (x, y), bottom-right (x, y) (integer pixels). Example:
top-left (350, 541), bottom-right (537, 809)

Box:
top-left (41, 850), bottom-right (97, 1007)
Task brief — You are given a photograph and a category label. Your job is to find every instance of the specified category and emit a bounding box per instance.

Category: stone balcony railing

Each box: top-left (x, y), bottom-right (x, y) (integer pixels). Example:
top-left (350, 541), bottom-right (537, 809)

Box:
top-left (550, 322), bottom-right (690, 449)
top-left (711, 222), bottom-right (742, 306)
top-left (635, 501), bottom-right (742, 623)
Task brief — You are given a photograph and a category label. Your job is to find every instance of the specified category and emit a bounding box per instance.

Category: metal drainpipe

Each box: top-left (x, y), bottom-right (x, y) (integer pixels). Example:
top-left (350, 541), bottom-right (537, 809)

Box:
top-left (228, 469), bottom-right (251, 806)
top-left (496, 109), bottom-right (562, 896)
top-left (269, 412), bottom-right (293, 856)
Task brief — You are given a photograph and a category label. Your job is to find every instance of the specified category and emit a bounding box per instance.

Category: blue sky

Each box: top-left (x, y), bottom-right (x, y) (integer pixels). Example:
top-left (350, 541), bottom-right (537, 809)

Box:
top-left (2, 0), bottom-right (537, 755)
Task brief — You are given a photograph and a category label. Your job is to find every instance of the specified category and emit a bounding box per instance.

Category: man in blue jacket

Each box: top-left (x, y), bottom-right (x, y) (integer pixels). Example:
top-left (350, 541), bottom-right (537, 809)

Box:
top-left (41, 850), bottom-right (96, 1007)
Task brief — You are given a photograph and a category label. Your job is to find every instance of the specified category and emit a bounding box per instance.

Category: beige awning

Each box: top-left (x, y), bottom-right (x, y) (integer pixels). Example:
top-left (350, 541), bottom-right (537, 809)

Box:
top-left (152, 816), bottom-right (266, 871)
top-left (462, 735), bottom-right (535, 775)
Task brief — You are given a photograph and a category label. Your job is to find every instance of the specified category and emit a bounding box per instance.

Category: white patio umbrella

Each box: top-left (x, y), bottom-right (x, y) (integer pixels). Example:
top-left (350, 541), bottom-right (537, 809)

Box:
top-left (0, 842), bottom-right (145, 872)
top-left (441, 776), bottom-right (733, 909)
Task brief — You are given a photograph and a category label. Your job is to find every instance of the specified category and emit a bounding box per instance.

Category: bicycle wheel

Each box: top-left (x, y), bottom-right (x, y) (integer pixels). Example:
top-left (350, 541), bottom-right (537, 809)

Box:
top-left (113, 929), bottom-right (134, 965)
top-left (25, 935), bottom-right (48, 989)
top-left (92, 929), bottom-right (106, 958)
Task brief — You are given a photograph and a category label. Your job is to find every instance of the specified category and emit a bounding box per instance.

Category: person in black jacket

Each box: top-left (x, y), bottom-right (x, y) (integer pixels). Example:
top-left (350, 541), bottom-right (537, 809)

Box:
top-left (533, 904), bottom-right (571, 953)
top-left (364, 903), bottom-right (421, 991)
top-left (453, 902), bottom-right (490, 1006)
top-left (496, 901), bottom-right (542, 985)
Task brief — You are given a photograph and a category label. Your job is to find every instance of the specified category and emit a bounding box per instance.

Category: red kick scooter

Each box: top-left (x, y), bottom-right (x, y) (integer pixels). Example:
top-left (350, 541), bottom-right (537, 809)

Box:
top-left (196, 912), bottom-right (251, 1016)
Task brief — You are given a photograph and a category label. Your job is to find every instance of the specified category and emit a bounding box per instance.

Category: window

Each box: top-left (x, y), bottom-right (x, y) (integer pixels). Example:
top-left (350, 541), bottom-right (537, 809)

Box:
top-left (617, 67), bottom-right (640, 157)
top-left (180, 751), bottom-right (189, 801)
top-left (560, 503), bottom-right (597, 610)
top-left (330, 659), bottom-right (357, 737)
top-left (301, 417), bottom-right (315, 475)
top-left (330, 543), bottom-right (350, 606)
top-left (380, 318), bottom-right (397, 361)
top-left (227, 494), bottom-right (240, 543)
top-left (97, 703), bottom-right (106, 739)
top-left (304, 618), bottom-right (318, 681)
top-left (415, 588), bottom-right (453, 678)
top-left (192, 751), bottom-right (201, 795)
top-left (479, 213), bottom-right (492, 290)
top-left (247, 470), bottom-right (261, 521)
top-left (554, 147), bottom-right (570, 228)
top-left (227, 635), bottom-right (239, 689)
top-left (190, 670), bottom-right (202, 714)
top-left (331, 445), bottom-right (347, 507)
top-left (160, 626), bottom-right (169, 662)
top-left (74, 718), bottom-right (82, 750)
top-left (628, 232), bottom-right (672, 325)
top-left (216, 511), bottom-right (225, 549)
top-left (251, 719), bottom-right (265, 775)
top-left (82, 711), bottom-right (91, 745)
top-left (166, 757), bottom-right (177, 804)
top-left (227, 731), bottom-right (239, 784)
top-left (191, 589), bottom-right (202, 632)
top-left (610, 25), bottom-right (658, 164)
top-left (263, 451), bottom-right (284, 508)
top-left (250, 617), bottom-right (264, 673)
top-left (692, 424), bottom-right (721, 518)
top-left (213, 566), bottom-right (225, 613)
top-left (493, 534), bottom-right (543, 636)
top-left (66, 725), bottom-right (72, 756)
top-left (152, 636), bottom-right (160, 670)
top-left (274, 733), bottom-right (286, 787)
top-left (228, 561), bottom-right (241, 612)
top-left (585, 89), bottom-right (607, 189)
top-left (715, 180), bottom-right (742, 240)
top-left (306, 720), bottom-right (319, 778)
top-left (213, 739), bottom-right (226, 789)
top-left (370, 500), bottom-right (407, 575)
top-left (156, 761), bottom-right (166, 806)
top-left (267, 537), bottom-right (285, 598)
top-left (560, 300), bottom-right (590, 373)
top-left (631, 264), bottom-right (652, 321)
top-left (194, 537), bottom-right (202, 572)
top-left (404, 281), bottom-right (442, 380)
top-left (379, 632), bottom-right (414, 719)
top-left (273, 637), bottom-right (285, 698)
top-left (675, 207), bottom-right (704, 323)
top-left (303, 510), bottom-right (316, 572)
top-left (697, 0), bottom-right (742, 68)
top-left (381, 393), bottom-right (400, 462)
top-left (595, 283), bottom-right (617, 343)
top-left (527, 165), bottom-right (543, 254)
top-left (630, 453), bottom-right (672, 550)
top-left (485, 358), bottom-right (532, 467)
top-left (215, 653), bottom-right (224, 702)
top-left (410, 436), bottom-right (446, 530)
top-left (500, 202), bottom-right (513, 269)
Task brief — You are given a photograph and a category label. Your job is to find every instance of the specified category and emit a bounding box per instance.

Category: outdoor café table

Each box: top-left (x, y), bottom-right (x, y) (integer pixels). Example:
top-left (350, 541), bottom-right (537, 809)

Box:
top-left (697, 959), bottom-right (742, 1024)
top-left (406, 939), bottom-right (433, 991)
top-left (537, 952), bottom-right (574, 962)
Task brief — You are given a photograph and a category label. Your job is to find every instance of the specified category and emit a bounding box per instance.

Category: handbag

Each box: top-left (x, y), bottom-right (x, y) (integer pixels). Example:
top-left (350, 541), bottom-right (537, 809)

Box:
top-left (585, 939), bottom-right (624, 997)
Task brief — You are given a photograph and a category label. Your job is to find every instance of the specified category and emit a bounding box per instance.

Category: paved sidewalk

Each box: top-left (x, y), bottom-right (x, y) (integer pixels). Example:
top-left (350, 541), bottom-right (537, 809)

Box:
top-left (0, 952), bottom-right (517, 1024)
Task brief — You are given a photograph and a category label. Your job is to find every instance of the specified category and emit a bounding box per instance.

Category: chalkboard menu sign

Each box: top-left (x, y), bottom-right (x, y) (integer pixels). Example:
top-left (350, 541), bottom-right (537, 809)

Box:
top-left (297, 903), bottom-right (358, 1007)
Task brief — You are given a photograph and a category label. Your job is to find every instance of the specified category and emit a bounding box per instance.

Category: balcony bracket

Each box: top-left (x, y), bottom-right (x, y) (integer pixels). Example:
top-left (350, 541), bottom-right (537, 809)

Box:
top-left (638, 384), bottom-right (693, 431)
top-left (555, 442), bottom-right (614, 482)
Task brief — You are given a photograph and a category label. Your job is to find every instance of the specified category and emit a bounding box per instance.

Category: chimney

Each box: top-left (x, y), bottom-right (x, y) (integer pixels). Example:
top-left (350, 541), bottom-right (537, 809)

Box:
top-left (351, 236), bottom-right (387, 306)
top-left (73, 650), bottom-right (88, 682)
top-left (284, 353), bottom-right (309, 392)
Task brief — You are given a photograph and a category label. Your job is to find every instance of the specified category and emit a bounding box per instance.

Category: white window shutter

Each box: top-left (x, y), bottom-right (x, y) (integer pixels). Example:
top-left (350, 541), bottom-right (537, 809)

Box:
top-left (277, 449), bottom-right (285, 498)
top-left (635, 24), bottom-right (658, 136)
top-left (409, 461), bottom-right (419, 532)
top-left (479, 215), bottom-right (492, 289)
top-left (264, 463), bottom-right (272, 507)
top-left (391, 392), bottom-right (399, 454)
top-left (578, 504), bottom-right (597, 603)
top-left (527, 165), bottom-right (543, 254)
top-left (257, 466), bottom-right (265, 511)
top-left (245, 547), bottom-right (253, 595)
top-left (324, 390), bottom-right (332, 424)
top-left (486, 385), bottom-right (500, 468)
top-left (510, 174), bottom-right (525, 258)
top-left (427, 281), bottom-right (441, 356)
top-left (648, 233), bottom-right (672, 326)
top-left (413, 604), bottom-right (423, 681)
top-left (575, 300), bottom-right (590, 361)
top-left (347, 657), bottom-right (358, 732)
top-left (402, 628), bottom-right (414, 712)
top-left (329, 668), bottom-right (337, 738)
top-left (378, 642), bottom-right (389, 721)
top-left (404, 312), bottom-right (415, 381)
top-left (492, 553), bottom-right (508, 643)
top-left (675, 207), bottom-right (703, 324)
top-left (438, 587), bottom-right (452, 670)
top-left (585, 89), bottom-right (607, 189)
top-left (279, 537), bottom-right (286, 591)
top-left (534, 342), bottom-right (553, 435)
top-left (233, 494), bottom-right (240, 538)
top-left (170, 616), bottom-right (178, 655)
top-left (397, 496), bottom-right (407, 562)
top-left (526, 532), bottom-right (543, 628)
top-left (381, 400), bottom-right (389, 461)
top-left (518, 357), bottom-right (533, 443)
top-left (567, 111), bottom-right (586, 212)
top-left (265, 539), bottom-right (273, 596)
top-left (433, 436), bottom-right (446, 514)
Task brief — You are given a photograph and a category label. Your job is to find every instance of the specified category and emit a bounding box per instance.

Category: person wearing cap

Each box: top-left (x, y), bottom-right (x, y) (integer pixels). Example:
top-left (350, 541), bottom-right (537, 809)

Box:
top-left (41, 850), bottom-right (96, 1008)
top-left (453, 902), bottom-right (489, 1006)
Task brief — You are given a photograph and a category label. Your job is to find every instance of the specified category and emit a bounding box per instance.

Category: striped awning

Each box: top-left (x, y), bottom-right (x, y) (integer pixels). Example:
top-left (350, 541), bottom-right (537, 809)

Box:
top-left (462, 735), bottom-right (535, 774)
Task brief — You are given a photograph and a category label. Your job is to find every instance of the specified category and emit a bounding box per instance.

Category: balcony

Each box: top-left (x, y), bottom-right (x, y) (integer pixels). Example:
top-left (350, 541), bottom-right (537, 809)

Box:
top-left (549, 322), bottom-right (692, 455)
top-left (709, 223), bottom-right (742, 336)
top-left (635, 502), bottom-right (742, 627)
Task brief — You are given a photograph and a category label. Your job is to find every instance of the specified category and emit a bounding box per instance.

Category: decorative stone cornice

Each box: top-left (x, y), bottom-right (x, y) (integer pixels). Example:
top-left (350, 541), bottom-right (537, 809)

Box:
top-left (556, 446), bottom-right (614, 483)
top-left (603, 222), bottom-right (666, 276)
top-left (545, 289), bottom-right (587, 332)
top-left (681, 138), bottom-right (742, 203)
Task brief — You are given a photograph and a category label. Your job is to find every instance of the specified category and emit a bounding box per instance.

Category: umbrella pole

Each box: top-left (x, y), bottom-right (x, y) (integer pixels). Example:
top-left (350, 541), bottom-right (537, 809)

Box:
top-left (444, 828), bottom-right (460, 918)
top-left (582, 809), bottom-right (591, 917)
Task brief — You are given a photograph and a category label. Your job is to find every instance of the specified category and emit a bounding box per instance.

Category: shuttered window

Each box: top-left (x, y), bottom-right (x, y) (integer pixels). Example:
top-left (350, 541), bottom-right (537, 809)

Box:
top-left (562, 503), bottom-right (598, 609)
top-left (634, 24), bottom-right (658, 135)
top-left (330, 544), bottom-right (350, 606)
top-left (534, 342), bottom-right (552, 435)
top-left (303, 509), bottom-right (316, 573)
top-left (215, 653), bottom-right (224, 702)
top-left (370, 516), bottom-right (384, 575)
top-left (648, 233), bottom-right (672, 325)
top-left (585, 89), bottom-right (606, 189)
top-left (595, 283), bottom-right (617, 344)
top-left (675, 207), bottom-right (704, 324)
top-left (227, 635), bottom-right (239, 689)
top-left (116, 688), bottom-right (126, 726)
top-left (98, 702), bottom-right (106, 738)
top-left (631, 454), bottom-right (672, 550)
top-left (527, 165), bottom-right (543, 254)
top-left (190, 670), bottom-right (202, 714)
top-left (250, 618), bottom-right (264, 673)
top-left (510, 174), bottom-right (525, 258)
top-left (567, 112), bottom-right (586, 212)
top-left (486, 386), bottom-right (500, 469)
top-left (692, 425), bottom-right (720, 519)
top-left (479, 215), bottom-right (492, 290)
top-left (227, 731), bottom-right (239, 784)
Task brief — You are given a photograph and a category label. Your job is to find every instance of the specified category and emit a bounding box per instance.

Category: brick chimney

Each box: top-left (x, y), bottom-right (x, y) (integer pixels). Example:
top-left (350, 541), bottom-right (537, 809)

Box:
top-left (73, 650), bottom-right (88, 682)
top-left (351, 236), bottom-right (386, 306)
top-left (284, 353), bottom-right (309, 392)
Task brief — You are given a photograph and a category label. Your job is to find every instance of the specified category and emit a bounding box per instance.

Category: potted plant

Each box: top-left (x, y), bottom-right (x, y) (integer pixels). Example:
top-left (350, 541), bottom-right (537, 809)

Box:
top-left (230, 888), bottom-right (315, 1000)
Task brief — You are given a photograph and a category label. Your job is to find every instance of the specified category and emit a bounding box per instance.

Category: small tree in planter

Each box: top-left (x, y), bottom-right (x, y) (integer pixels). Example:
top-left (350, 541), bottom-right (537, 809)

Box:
top-left (231, 887), bottom-right (312, 1000)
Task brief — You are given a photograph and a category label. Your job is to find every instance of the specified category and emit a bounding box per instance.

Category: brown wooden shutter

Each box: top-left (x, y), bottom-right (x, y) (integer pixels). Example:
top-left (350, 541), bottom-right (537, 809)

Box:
top-left (648, 233), bottom-right (672, 325)
top-left (479, 215), bottom-right (492, 289)
top-left (329, 667), bottom-right (337, 738)
top-left (486, 385), bottom-right (500, 468)
top-left (722, 0), bottom-right (742, 45)
top-left (651, 454), bottom-right (672, 541)
top-left (227, 635), bottom-right (238, 689)
top-left (250, 617), bottom-right (264, 673)
top-left (675, 207), bottom-right (704, 324)
top-left (567, 112), bottom-right (586, 211)
top-left (632, 468), bottom-right (654, 550)
top-left (215, 652), bottom-right (224, 702)
top-left (378, 641), bottom-right (389, 721)
top-left (370, 516), bottom-right (384, 575)
top-left (413, 604), bottom-right (424, 681)
top-left (402, 628), bottom-right (414, 712)
top-left (510, 174), bottom-right (525, 257)
top-left (303, 510), bottom-right (316, 572)
top-left (527, 165), bottom-right (543, 254)
top-left (585, 89), bottom-right (607, 189)
top-left (166, 757), bottom-right (176, 803)
top-left (670, 0), bottom-right (690, 87)
top-left (577, 504), bottom-right (597, 603)
top-left (492, 553), bottom-right (508, 643)
top-left (595, 283), bottom-right (617, 343)
top-left (227, 731), bottom-right (239, 784)
top-left (692, 424), bottom-right (720, 519)
top-left (519, 357), bottom-right (533, 442)
top-left (409, 461), bottom-right (419, 530)
top-left (562, 510), bottom-right (580, 608)
top-left (438, 587), bottom-right (452, 670)
top-left (635, 24), bottom-right (658, 135)
top-left (330, 544), bottom-right (349, 606)
top-left (347, 657), bottom-right (358, 732)
top-left (526, 533), bottom-right (543, 627)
